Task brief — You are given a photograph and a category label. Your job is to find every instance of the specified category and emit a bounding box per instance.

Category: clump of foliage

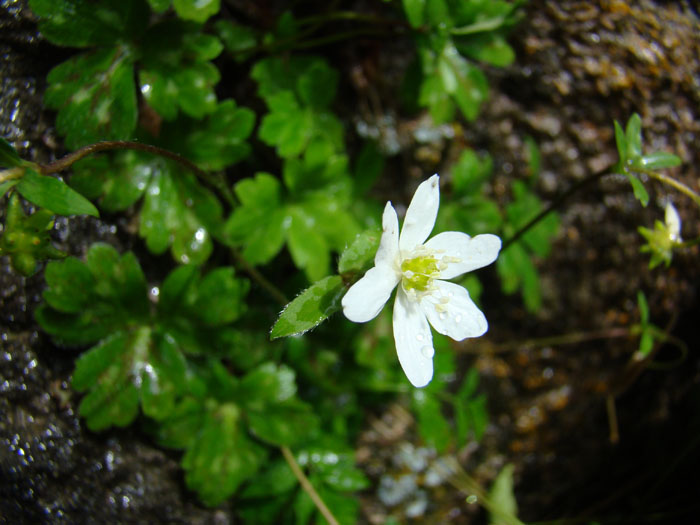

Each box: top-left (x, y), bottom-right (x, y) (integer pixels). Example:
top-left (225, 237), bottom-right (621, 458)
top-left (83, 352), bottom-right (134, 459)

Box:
top-left (1, 0), bottom-right (695, 522)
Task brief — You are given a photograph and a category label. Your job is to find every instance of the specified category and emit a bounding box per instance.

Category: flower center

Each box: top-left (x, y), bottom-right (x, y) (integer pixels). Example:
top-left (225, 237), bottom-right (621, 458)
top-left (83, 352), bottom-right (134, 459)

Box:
top-left (401, 254), bottom-right (440, 293)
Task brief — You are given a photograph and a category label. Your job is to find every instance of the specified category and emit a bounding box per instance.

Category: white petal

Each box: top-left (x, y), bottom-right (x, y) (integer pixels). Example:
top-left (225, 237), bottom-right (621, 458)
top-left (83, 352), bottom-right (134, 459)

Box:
top-left (342, 264), bottom-right (398, 323)
top-left (665, 202), bottom-right (681, 242)
top-left (399, 174), bottom-right (440, 253)
top-left (375, 202), bottom-right (400, 268)
top-left (425, 232), bottom-right (501, 279)
top-left (393, 287), bottom-right (434, 387)
top-left (420, 280), bottom-right (487, 341)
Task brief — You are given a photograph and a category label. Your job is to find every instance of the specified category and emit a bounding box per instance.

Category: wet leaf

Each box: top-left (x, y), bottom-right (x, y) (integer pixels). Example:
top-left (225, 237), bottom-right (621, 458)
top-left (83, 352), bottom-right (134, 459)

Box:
top-left (182, 402), bottom-right (264, 506)
top-left (270, 275), bottom-right (345, 339)
top-left (29, 0), bottom-right (149, 47)
top-left (139, 21), bottom-right (223, 120)
top-left (337, 229), bottom-right (381, 275)
top-left (223, 173), bottom-right (287, 265)
top-left (639, 151), bottom-right (681, 171)
top-left (44, 47), bottom-right (137, 149)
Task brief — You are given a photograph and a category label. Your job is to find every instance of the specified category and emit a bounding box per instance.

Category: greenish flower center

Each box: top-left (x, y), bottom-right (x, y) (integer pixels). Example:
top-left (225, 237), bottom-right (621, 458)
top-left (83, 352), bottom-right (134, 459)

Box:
top-left (401, 255), bottom-right (440, 292)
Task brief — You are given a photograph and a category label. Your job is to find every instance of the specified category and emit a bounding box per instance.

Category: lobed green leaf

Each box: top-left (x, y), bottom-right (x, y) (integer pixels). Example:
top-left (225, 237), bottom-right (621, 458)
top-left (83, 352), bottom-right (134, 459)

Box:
top-left (44, 47), bottom-right (137, 149)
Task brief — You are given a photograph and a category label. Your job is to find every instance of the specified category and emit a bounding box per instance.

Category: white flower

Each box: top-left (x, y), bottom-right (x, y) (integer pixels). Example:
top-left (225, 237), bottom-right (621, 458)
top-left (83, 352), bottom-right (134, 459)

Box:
top-left (664, 201), bottom-right (682, 243)
top-left (342, 174), bottom-right (501, 387)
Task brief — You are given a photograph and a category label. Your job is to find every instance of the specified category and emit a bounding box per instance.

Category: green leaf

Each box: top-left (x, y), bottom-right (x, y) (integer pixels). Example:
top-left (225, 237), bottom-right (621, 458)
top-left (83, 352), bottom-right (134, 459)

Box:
top-left (0, 193), bottom-right (65, 275)
top-left (297, 60), bottom-right (339, 109)
top-left (456, 34), bottom-right (515, 67)
top-left (139, 21), bottom-right (223, 120)
top-left (182, 402), bottom-right (263, 506)
top-left (253, 57), bottom-right (344, 158)
top-left (36, 243), bottom-right (149, 345)
top-left (625, 113), bottom-right (643, 160)
top-left (456, 394), bottom-right (488, 444)
top-left (0, 180), bottom-right (19, 199)
top-left (71, 327), bottom-right (187, 430)
top-left (353, 141), bottom-right (384, 195)
top-left (613, 120), bottom-right (627, 168)
top-left (215, 20), bottom-right (258, 61)
top-left (223, 173), bottom-right (287, 265)
top-left (147, 0), bottom-right (170, 12)
top-left (191, 267), bottom-right (249, 326)
top-left (287, 207), bottom-right (331, 281)
top-left (402, 0), bottom-right (425, 27)
top-left (412, 390), bottom-right (452, 453)
top-left (138, 161), bottom-right (221, 265)
top-left (337, 229), bottom-right (381, 274)
top-left (258, 91), bottom-right (313, 158)
top-left (488, 464), bottom-right (521, 525)
top-left (16, 169), bottom-right (99, 217)
top-left (625, 172), bottom-right (649, 207)
top-left (172, 0), bottom-right (220, 23)
top-left (452, 148), bottom-right (493, 195)
top-left (239, 460), bottom-right (297, 499)
top-left (0, 137), bottom-right (22, 167)
top-left (639, 151), bottom-right (681, 170)
top-left (247, 399), bottom-right (319, 446)
top-left (270, 275), bottom-right (345, 339)
top-left (29, 0), bottom-right (150, 47)
top-left (43, 257), bottom-right (94, 313)
top-left (154, 397), bottom-right (203, 449)
top-left (70, 151), bottom-right (151, 212)
top-left (157, 265), bottom-right (249, 355)
top-left (178, 100), bottom-right (255, 170)
top-left (44, 47), bottom-right (137, 149)
top-left (637, 290), bottom-right (649, 325)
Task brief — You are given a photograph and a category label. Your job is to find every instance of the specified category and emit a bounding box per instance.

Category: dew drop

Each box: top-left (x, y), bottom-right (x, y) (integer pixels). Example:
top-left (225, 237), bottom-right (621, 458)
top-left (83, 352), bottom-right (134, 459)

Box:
top-left (421, 346), bottom-right (434, 359)
top-left (454, 315), bottom-right (462, 323)
top-left (439, 312), bottom-right (447, 320)
top-left (416, 334), bottom-right (424, 342)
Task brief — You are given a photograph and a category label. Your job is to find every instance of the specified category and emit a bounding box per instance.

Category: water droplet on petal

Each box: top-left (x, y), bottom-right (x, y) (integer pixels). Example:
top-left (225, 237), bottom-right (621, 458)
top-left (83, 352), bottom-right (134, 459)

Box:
top-left (455, 315), bottom-right (462, 323)
top-left (439, 312), bottom-right (447, 320)
top-left (421, 346), bottom-right (434, 359)
top-left (416, 334), bottom-right (424, 342)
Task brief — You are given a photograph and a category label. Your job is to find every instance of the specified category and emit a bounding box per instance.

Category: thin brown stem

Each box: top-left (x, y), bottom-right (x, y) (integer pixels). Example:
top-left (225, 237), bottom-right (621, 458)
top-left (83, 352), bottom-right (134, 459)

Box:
top-left (460, 326), bottom-right (630, 354)
top-left (38, 140), bottom-right (209, 181)
top-left (606, 395), bottom-right (620, 444)
top-left (281, 446), bottom-right (340, 525)
top-left (502, 168), bottom-right (609, 251)
top-left (232, 250), bottom-right (289, 306)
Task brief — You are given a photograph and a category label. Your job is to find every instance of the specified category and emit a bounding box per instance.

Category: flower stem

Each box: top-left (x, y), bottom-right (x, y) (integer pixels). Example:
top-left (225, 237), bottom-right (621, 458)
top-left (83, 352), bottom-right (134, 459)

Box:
top-left (637, 167), bottom-right (700, 207)
top-left (38, 140), bottom-right (210, 180)
top-left (502, 168), bottom-right (608, 251)
top-left (462, 326), bottom-right (630, 354)
top-left (281, 446), bottom-right (340, 525)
